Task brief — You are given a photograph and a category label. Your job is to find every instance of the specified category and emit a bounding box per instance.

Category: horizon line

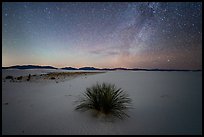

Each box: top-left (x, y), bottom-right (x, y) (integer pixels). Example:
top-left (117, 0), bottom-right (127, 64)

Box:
top-left (2, 64), bottom-right (202, 71)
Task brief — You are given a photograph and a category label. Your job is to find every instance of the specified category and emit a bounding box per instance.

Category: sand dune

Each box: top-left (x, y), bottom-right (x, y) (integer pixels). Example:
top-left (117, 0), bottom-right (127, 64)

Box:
top-left (2, 70), bottom-right (202, 135)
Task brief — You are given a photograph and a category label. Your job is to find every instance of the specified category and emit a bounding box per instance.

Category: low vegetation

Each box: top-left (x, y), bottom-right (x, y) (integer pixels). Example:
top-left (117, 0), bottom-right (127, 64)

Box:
top-left (5, 76), bottom-right (13, 79)
top-left (4, 72), bottom-right (105, 82)
top-left (27, 74), bottom-right (31, 81)
top-left (75, 83), bottom-right (132, 119)
top-left (50, 77), bottom-right (56, 80)
top-left (17, 76), bottom-right (23, 80)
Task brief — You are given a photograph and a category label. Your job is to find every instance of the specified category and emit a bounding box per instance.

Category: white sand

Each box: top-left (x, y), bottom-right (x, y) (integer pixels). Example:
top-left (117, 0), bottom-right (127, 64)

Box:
top-left (2, 70), bottom-right (202, 135)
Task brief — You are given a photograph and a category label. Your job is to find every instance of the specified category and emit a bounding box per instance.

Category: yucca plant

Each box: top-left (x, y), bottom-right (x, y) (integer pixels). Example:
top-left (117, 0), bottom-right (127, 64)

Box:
top-left (75, 83), bottom-right (132, 119)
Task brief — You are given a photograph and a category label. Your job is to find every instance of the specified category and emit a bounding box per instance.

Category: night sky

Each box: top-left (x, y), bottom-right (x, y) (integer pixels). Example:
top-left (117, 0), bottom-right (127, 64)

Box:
top-left (2, 2), bottom-right (202, 69)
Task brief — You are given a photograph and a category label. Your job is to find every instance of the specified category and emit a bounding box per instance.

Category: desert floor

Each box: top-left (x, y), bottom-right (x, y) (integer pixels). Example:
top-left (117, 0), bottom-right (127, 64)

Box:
top-left (2, 70), bottom-right (202, 135)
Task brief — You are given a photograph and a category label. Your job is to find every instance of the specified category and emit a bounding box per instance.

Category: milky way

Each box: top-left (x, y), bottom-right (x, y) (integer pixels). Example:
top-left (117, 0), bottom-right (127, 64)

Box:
top-left (2, 2), bottom-right (202, 69)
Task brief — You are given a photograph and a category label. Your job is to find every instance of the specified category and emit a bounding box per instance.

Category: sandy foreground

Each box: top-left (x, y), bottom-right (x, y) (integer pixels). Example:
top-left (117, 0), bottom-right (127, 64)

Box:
top-left (2, 70), bottom-right (202, 135)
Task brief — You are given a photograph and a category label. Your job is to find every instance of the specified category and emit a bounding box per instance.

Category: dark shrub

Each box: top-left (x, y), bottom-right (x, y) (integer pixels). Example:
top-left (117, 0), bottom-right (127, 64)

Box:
top-left (17, 76), bottom-right (23, 80)
top-left (27, 74), bottom-right (31, 81)
top-left (75, 83), bottom-right (132, 119)
top-left (5, 76), bottom-right (13, 79)
top-left (50, 77), bottom-right (55, 80)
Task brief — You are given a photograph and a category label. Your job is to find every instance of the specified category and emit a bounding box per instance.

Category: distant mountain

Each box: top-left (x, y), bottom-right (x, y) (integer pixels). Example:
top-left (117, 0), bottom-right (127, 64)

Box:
top-left (61, 67), bottom-right (100, 70)
top-left (2, 65), bottom-right (202, 71)
top-left (61, 67), bottom-right (78, 70)
top-left (114, 68), bottom-right (129, 70)
top-left (79, 67), bottom-right (100, 70)
top-left (2, 65), bottom-right (57, 70)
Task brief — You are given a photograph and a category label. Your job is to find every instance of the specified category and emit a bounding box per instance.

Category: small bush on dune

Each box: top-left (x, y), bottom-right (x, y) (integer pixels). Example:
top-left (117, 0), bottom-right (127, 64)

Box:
top-left (17, 76), bottom-right (23, 80)
top-left (27, 74), bottom-right (31, 81)
top-left (50, 77), bottom-right (55, 80)
top-left (5, 75), bottom-right (13, 79)
top-left (75, 83), bottom-right (132, 119)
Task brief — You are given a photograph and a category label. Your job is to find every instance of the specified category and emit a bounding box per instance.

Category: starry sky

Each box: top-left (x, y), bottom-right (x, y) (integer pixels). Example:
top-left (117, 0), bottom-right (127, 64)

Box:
top-left (2, 2), bottom-right (202, 69)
